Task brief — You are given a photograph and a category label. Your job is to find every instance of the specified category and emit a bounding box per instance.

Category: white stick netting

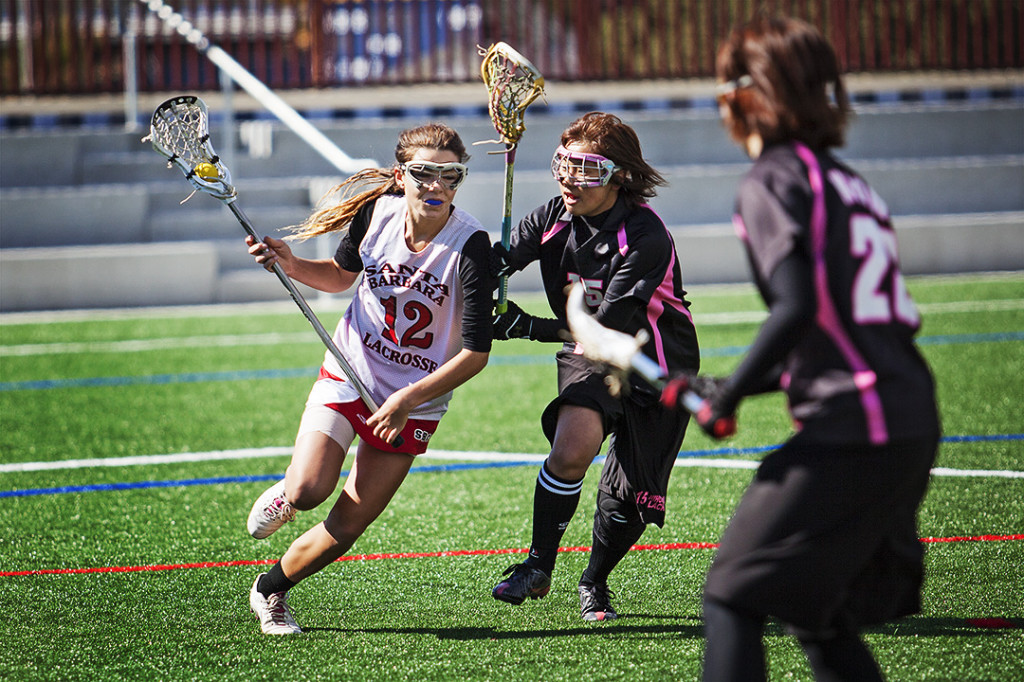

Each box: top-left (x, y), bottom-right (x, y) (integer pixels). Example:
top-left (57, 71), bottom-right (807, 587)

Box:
top-left (146, 95), bottom-right (235, 201)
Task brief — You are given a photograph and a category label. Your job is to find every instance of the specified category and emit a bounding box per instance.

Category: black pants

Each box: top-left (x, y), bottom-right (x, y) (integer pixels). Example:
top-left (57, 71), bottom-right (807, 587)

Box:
top-left (704, 432), bottom-right (938, 636)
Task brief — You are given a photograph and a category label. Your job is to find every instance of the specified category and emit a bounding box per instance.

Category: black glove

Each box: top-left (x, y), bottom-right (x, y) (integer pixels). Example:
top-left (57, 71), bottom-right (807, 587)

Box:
top-left (490, 242), bottom-right (515, 279)
top-left (492, 300), bottom-right (568, 342)
top-left (661, 373), bottom-right (738, 439)
top-left (492, 299), bottom-right (533, 340)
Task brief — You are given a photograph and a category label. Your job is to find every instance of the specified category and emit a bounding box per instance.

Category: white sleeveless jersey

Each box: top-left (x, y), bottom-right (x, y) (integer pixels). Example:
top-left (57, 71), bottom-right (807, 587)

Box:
top-left (315, 195), bottom-right (482, 420)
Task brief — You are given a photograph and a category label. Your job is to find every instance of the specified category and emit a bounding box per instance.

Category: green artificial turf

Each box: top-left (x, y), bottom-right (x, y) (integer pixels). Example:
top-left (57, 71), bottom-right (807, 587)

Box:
top-left (1, 273), bottom-right (1021, 681)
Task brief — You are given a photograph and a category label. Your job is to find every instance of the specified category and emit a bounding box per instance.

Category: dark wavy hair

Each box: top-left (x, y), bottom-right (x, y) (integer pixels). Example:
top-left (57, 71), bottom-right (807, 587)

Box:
top-left (560, 112), bottom-right (666, 207)
top-left (715, 15), bottom-right (852, 151)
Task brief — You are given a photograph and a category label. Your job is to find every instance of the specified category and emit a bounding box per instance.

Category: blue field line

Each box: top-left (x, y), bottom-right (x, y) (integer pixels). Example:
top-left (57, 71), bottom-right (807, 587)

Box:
top-left (2, 331), bottom-right (1021, 393)
top-left (915, 332), bottom-right (1024, 346)
top-left (2, 434), bottom-right (1020, 499)
top-left (0, 367), bottom-right (316, 392)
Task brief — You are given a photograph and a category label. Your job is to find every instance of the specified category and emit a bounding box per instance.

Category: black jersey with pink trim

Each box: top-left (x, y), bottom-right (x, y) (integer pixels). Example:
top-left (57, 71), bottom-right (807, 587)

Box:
top-left (733, 142), bottom-right (939, 444)
top-left (508, 196), bottom-right (700, 386)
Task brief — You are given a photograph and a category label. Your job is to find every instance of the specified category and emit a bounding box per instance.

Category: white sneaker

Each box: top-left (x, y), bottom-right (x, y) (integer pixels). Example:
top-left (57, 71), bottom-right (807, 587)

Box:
top-left (247, 479), bottom-right (296, 539)
top-left (249, 575), bottom-right (302, 635)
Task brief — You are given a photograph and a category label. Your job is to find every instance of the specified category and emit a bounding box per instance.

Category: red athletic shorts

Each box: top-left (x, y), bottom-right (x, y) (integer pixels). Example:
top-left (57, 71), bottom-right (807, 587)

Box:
top-left (318, 367), bottom-right (439, 456)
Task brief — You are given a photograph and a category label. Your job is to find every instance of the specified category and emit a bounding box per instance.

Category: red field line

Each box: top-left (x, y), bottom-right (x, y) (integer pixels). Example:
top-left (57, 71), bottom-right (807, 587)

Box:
top-left (2, 535), bottom-right (1020, 578)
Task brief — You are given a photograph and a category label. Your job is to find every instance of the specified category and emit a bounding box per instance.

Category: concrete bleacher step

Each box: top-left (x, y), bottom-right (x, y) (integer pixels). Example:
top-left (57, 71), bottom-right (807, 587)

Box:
top-left (454, 154), bottom-right (1024, 230)
top-left (147, 204), bottom-right (312, 243)
top-left (144, 175), bottom-right (319, 209)
top-left (0, 241), bottom-right (219, 311)
top-left (0, 184), bottom-right (152, 247)
top-left (2, 211), bottom-right (1020, 312)
top-left (665, 211), bottom-right (1024, 287)
top-left (7, 152), bottom-right (1017, 250)
top-left (212, 235), bottom-right (329, 272)
top-left (200, 101), bottom-right (1024, 181)
top-left (2, 95), bottom-right (1021, 311)
top-left (213, 209), bottom-right (1024, 304)
top-left (215, 267), bottom-right (326, 304)
top-left (4, 101), bottom-right (1020, 189)
top-left (5, 153), bottom-right (1011, 254)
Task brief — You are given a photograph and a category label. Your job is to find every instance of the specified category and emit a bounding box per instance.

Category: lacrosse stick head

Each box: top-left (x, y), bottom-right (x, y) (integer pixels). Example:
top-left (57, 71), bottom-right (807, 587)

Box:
top-left (566, 283), bottom-right (649, 371)
top-left (146, 95), bottom-right (236, 201)
top-left (479, 42), bottom-right (545, 146)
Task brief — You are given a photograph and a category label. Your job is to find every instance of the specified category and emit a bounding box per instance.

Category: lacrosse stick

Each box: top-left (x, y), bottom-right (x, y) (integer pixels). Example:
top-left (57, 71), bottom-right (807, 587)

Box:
top-left (479, 42), bottom-right (545, 314)
top-left (144, 95), bottom-right (402, 446)
top-left (565, 283), bottom-right (736, 438)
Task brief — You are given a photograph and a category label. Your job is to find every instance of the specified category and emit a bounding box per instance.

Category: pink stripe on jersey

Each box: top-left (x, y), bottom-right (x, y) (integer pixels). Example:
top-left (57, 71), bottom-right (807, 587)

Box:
top-left (617, 223), bottom-right (629, 256)
top-left (541, 220), bottom-right (570, 244)
top-left (733, 214), bottom-right (749, 242)
top-left (794, 143), bottom-right (888, 445)
top-left (634, 204), bottom-right (693, 371)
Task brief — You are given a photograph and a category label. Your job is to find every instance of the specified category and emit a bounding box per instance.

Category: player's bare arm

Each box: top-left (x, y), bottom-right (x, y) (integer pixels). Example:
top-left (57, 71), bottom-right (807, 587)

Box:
top-left (246, 234), bottom-right (358, 293)
top-left (367, 349), bottom-right (489, 444)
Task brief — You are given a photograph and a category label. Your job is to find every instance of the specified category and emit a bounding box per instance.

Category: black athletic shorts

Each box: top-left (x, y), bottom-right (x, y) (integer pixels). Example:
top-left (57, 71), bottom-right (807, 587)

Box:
top-left (703, 431), bottom-right (939, 636)
top-left (541, 349), bottom-right (690, 527)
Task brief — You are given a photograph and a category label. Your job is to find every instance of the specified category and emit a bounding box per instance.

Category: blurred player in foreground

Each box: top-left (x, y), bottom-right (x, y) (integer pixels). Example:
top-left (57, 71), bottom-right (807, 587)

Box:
top-left (244, 124), bottom-right (493, 635)
top-left (489, 112), bottom-right (700, 621)
top-left (669, 16), bottom-right (940, 681)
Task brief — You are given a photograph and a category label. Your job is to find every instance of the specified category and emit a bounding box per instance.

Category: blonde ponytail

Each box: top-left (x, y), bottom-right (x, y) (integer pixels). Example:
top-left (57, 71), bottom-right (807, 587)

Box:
top-left (287, 168), bottom-right (399, 241)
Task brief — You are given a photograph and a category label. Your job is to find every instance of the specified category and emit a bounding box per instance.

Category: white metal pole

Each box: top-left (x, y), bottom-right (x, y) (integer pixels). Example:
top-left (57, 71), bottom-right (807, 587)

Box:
top-left (139, 0), bottom-right (377, 174)
top-left (123, 27), bottom-right (139, 131)
top-left (220, 69), bottom-right (236, 180)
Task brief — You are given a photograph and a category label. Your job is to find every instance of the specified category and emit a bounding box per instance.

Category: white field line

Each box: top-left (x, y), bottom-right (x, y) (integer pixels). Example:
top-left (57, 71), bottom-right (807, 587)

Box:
top-left (2, 448), bottom-right (1020, 478)
top-left (0, 332), bottom-right (315, 357)
top-left (3, 298), bottom-right (1022, 357)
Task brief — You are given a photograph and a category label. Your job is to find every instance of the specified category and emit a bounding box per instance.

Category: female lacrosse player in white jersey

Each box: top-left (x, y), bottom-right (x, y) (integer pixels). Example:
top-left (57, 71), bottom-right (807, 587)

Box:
top-left (242, 123), bottom-right (493, 635)
top-left (488, 112), bottom-right (700, 621)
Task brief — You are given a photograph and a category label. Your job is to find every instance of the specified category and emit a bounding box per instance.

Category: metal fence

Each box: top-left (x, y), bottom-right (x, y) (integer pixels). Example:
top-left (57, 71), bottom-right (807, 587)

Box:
top-left (2, 0), bottom-right (1021, 96)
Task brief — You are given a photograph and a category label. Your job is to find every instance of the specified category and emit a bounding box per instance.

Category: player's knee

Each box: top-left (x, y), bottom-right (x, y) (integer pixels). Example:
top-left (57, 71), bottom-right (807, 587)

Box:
top-left (545, 447), bottom-right (596, 479)
top-left (322, 509), bottom-right (370, 545)
top-left (286, 478), bottom-right (334, 510)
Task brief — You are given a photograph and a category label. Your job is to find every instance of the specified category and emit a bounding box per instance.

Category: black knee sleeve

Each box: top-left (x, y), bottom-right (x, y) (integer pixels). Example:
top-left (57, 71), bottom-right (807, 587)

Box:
top-left (593, 489), bottom-right (645, 551)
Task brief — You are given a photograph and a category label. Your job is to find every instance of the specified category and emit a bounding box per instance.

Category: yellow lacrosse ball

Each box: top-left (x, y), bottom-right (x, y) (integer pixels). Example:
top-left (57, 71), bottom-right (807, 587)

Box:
top-left (194, 162), bottom-right (219, 180)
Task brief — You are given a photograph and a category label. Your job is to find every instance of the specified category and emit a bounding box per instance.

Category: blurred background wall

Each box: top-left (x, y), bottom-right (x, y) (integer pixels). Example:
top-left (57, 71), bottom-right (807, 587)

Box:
top-left (1, 0), bottom-right (1021, 311)
top-left (3, 0), bottom-right (1021, 97)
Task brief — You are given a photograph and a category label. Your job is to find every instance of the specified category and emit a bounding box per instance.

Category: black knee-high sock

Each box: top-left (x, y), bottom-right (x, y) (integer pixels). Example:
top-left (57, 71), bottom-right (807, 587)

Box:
top-left (258, 560), bottom-right (297, 597)
top-left (798, 633), bottom-right (884, 682)
top-left (580, 495), bottom-right (646, 586)
top-left (526, 460), bottom-right (584, 575)
top-left (580, 530), bottom-right (643, 586)
top-left (702, 597), bottom-right (767, 682)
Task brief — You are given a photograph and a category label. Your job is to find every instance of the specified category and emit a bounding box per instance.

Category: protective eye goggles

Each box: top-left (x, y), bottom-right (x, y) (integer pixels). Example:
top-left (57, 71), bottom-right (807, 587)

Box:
top-left (401, 161), bottom-right (468, 191)
top-left (550, 145), bottom-right (621, 188)
top-left (714, 74), bottom-right (754, 101)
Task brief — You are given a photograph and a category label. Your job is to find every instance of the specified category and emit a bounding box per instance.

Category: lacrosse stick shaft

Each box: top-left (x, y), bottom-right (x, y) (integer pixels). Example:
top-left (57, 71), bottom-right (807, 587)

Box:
top-left (628, 351), bottom-right (667, 390)
top-left (565, 282), bottom-right (712, 427)
top-left (495, 144), bottom-right (518, 314)
top-left (629, 350), bottom-right (712, 418)
top-left (227, 202), bottom-right (383, 416)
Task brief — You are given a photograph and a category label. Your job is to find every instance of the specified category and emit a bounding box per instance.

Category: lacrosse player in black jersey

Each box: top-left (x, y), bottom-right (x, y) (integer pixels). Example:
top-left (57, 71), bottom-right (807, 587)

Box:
top-left (660, 16), bottom-right (941, 681)
top-left (489, 112), bottom-right (700, 621)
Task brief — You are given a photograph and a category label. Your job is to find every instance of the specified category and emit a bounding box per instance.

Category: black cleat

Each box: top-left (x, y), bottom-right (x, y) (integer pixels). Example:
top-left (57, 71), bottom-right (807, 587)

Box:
top-left (578, 582), bottom-right (618, 621)
top-left (492, 563), bottom-right (551, 605)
